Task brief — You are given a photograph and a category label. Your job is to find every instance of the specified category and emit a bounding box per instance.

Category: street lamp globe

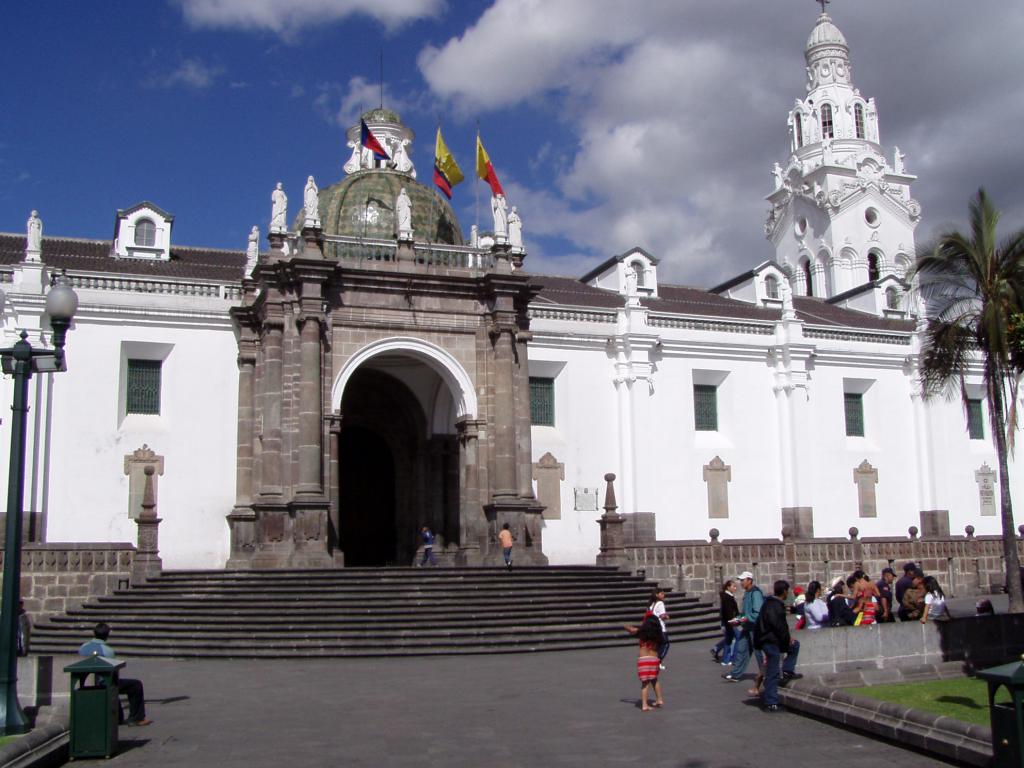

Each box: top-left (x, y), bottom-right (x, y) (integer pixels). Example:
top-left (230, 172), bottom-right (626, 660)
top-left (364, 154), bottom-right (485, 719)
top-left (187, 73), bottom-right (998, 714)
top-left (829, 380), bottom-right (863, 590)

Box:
top-left (45, 278), bottom-right (78, 321)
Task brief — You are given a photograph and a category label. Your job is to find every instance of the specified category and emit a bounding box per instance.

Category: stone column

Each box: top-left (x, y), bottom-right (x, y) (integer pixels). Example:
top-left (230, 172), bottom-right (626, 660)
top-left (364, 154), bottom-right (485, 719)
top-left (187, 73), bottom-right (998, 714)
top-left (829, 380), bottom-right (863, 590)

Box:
top-left (613, 374), bottom-right (635, 515)
top-left (259, 319), bottom-right (285, 498)
top-left (131, 466), bottom-right (162, 584)
top-left (514, 331), bottom-right (535, 501)
top-left (326, 412), bottom-right (343, 565)
top-left (457, 418), bottom-right (485, 563)
top-left (489, 325), bottom-right (518, 499)
top-left (296, 314), bottom-right (323, 495)
top-left (234, 343), bottom-right (257, 506)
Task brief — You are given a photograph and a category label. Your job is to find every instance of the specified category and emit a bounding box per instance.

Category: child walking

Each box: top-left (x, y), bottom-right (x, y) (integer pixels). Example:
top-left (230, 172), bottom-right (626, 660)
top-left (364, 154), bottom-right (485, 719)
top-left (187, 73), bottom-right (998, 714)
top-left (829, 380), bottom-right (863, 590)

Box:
top-left (637, 618), bottom-right (664, 711)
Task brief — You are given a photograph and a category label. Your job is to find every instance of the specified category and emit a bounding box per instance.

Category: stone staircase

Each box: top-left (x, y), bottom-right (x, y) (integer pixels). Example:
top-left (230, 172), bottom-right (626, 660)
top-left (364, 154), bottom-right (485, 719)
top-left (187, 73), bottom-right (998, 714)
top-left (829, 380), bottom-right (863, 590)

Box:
top-left (30, 566), bottom-right (720, 658)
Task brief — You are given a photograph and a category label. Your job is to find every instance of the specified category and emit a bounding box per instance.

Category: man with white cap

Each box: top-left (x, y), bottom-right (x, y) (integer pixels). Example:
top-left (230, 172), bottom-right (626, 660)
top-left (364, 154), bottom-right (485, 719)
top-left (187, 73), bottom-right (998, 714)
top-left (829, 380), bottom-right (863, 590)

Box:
top-left (723, 570), bottom-right (764, 683)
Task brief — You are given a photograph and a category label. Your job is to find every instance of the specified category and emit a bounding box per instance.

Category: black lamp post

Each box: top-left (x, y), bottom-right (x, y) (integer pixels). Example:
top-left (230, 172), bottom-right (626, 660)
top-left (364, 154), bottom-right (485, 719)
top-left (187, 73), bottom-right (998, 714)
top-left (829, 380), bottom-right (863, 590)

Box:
top-left (0, 276), bottom-right (78, 735)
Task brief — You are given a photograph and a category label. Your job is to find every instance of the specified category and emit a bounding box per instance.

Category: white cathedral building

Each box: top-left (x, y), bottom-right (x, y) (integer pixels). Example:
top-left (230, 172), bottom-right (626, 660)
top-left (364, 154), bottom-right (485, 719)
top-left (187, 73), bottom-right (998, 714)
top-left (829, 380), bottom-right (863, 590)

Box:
top-left (0, 12), bottom-right (1015, 569)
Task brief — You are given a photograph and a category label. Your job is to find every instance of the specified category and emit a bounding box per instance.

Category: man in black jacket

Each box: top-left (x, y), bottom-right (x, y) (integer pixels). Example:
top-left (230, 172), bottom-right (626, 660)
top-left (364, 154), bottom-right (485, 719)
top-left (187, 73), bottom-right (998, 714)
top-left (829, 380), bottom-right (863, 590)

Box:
top-left (753, 580), bottom-right (801, 712)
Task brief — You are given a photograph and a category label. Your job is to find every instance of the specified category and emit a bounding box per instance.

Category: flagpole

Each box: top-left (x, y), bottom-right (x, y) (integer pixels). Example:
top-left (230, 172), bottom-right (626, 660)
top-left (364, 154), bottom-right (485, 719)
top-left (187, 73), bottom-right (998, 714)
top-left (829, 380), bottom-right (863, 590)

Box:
top-left (474, 122), bottom-right (480, 237)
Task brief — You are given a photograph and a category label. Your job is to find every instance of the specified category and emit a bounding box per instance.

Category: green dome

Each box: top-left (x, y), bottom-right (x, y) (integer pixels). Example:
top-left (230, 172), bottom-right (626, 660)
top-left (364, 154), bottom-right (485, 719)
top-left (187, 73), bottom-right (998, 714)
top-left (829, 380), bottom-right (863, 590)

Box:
top-left (362, 107), bottom-right (402, 124)
top-left (305, 169), bottom-right (464, 246)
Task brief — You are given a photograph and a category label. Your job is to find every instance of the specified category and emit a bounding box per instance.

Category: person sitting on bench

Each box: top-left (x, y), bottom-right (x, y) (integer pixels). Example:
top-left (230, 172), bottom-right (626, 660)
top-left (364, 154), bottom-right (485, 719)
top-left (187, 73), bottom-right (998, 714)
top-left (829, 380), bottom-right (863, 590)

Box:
top-left (78, 622), bottom-right (152, 726)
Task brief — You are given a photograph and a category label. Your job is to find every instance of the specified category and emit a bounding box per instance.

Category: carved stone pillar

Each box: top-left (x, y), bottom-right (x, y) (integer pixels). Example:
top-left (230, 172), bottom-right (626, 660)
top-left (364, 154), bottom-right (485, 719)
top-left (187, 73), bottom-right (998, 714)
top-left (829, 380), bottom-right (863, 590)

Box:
top-left (489, 324), bottom-right (518, 499)
top-left (514, 330), bottom-right (535, 501)
top-left (327, 412), bottom-right (343, 565)
top-left (259, 318), bottom-right (284, 498)
top-left (131, 465), bottom-right (162, 584)
top-left (296, 314), bottom-right (323, 495)
top-left (227, 341), bottom-right (257, 568)
top-left (457, 418), bottom-right (485, 563)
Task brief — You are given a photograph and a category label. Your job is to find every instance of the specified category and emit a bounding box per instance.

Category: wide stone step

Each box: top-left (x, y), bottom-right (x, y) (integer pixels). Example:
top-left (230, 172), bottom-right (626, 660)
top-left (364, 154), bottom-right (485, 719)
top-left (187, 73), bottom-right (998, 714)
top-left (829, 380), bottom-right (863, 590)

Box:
top-left (35, 566), bottom-right (720, 658)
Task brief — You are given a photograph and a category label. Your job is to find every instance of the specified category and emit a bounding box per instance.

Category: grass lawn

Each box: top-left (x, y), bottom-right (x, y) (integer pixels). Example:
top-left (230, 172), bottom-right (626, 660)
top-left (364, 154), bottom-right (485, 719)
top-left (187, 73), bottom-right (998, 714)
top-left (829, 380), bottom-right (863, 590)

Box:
top-left (850, 677), bottom-right (1010, 727)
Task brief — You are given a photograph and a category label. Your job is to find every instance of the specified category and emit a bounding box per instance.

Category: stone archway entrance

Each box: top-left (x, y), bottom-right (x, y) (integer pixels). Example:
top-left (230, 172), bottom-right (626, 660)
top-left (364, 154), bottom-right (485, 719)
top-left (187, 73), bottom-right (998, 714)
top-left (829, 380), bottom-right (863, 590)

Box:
top-left (335, 362), bottom-right (460, 566)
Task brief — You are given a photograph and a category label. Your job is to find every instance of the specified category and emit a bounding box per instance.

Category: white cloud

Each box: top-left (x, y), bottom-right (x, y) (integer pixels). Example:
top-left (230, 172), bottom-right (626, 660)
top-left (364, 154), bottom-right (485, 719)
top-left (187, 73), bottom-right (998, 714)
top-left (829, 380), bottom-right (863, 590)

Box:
top-left (177, 0), bottom-right (444, 36)
top-left (419, 1), bottom-right (1024, 286)
top-left (146, 57), bottom-right (224, 89)
top-left (314, 76), bottom-right (409, 129)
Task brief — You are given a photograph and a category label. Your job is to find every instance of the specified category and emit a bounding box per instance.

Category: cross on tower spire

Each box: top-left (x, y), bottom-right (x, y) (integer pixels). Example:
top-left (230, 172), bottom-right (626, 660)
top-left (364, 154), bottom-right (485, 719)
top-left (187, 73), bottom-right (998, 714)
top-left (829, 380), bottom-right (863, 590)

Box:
top-left (816, 0), bottom-right (830, 13)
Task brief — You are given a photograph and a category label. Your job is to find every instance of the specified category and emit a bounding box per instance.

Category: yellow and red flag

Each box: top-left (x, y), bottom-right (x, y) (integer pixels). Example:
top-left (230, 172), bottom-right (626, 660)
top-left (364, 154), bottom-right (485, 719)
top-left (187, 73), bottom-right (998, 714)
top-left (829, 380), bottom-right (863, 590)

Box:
top-left (433, 128), bottom-right (464, 199)
top-left (476, 134), bottom-right (504, 196)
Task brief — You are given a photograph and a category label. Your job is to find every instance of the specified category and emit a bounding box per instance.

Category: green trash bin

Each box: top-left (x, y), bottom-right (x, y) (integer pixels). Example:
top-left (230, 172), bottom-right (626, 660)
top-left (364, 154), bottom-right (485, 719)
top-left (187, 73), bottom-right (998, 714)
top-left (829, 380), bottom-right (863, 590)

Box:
top-left (64, 654), bottom-right (126, 760)
top-left (976, 654), bottom-right (1024, 768)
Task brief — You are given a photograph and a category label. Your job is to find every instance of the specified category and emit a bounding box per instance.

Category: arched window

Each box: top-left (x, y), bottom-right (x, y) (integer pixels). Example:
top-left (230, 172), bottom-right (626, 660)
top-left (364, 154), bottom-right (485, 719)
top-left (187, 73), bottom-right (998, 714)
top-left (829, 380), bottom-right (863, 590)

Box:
top-left (794, 113), bottom-right (804, 148)
top-left (631, 261), bottom-right (645, 288)
top-left (135, 219), bottom-right (156, 247)
top-left (868, 252), bottom-right (880, 282)
top-left (885, 287), bottom-right (900, 310)
top-left (820, 104), bottom-right (834, 140)
top-left (854, 103), bottom-right (865, 139)
top-left (802, 259), bottom-right (814, 296)
top-left (764, 275), bottom-right (779, 299)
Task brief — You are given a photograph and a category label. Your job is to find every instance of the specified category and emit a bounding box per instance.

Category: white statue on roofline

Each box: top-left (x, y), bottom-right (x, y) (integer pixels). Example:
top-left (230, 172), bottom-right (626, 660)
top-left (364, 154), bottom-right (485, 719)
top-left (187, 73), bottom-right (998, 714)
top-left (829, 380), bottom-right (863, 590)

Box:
top-left (303, 176), bottom-right (320, 227)
top-left (270, 182), bottom-right (287, 232)
top-left (26, 210), bottom-right (42, 262)
top-left (508, 206), bottom-right (523, 253)
top-left (396, 187), bottom-right (413, 240)
top-left (492, 193), bottom-right (508, 241)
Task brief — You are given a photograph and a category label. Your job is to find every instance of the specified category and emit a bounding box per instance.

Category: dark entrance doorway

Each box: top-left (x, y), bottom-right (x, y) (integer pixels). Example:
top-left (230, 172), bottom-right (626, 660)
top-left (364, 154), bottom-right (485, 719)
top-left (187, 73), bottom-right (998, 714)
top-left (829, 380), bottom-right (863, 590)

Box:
top-left (336, 364), bottom-right (460, 567)
top-left (339, 426), bottom-right (396, 566)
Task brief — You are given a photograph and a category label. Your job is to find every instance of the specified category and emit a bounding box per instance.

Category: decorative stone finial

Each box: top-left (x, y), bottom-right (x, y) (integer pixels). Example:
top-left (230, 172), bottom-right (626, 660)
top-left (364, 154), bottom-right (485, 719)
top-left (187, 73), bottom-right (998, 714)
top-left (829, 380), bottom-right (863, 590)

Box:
top-left (709, 528), bottom-right (720, 543)
top-left (270, 182), bottom-right (287, 233)
top-left (848, 526), bottom-right (859, 540)
top-left (602, 473), bottom-right (617, 515)
top-left (965, 524), bottom-right (975, 539)
top-left (909, 525), bottom-right (919, 540)
top-left (26, 210), bottom-right (42, 263)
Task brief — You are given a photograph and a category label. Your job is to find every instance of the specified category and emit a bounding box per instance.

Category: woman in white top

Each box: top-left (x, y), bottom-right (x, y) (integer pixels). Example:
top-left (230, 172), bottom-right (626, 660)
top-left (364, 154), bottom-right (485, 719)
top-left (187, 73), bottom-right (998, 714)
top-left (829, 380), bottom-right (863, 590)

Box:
top-left (803, 581), bottom-right (830, 630)
top-left (921, 576), bottom-right (949, 622)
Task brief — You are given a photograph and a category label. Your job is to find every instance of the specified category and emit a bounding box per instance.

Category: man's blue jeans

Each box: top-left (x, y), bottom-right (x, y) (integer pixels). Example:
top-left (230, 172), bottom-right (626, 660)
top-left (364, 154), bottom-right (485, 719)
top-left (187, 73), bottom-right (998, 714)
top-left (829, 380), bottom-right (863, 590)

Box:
top-left (761, 640), bottom-right (800, 706)
top-left (728, 627), bottom-right (763, 677)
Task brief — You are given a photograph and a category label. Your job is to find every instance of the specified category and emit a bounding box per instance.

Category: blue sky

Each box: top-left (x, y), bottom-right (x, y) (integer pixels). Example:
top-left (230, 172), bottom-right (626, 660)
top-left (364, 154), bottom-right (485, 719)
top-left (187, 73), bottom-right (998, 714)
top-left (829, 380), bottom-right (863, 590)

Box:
top-left (3, 1), bottom-right (1024, 286)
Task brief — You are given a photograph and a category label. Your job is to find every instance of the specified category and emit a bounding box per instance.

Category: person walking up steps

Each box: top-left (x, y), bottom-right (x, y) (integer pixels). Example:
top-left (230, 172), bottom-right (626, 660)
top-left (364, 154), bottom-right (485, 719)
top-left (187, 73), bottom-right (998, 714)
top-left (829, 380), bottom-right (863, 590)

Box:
top-left (498, 523), bottom-right (514, 569)
top-left (419, 526), bottom-right (438, 566)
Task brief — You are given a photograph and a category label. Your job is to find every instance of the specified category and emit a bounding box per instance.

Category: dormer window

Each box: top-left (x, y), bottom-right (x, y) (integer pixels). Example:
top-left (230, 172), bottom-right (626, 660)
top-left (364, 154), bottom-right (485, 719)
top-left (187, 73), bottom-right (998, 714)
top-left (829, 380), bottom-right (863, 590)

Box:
top-left (764, 275), bottom-right (780, 299)
top-left (135, 219), bottom-right (156, 247)
top-left (820, 104), bottom-right (834, 139)
top-left (854, 103), bottom-right (865, 139)
top-left (113, 201), bottom-right (174, 260)
top-left (885, 287), bottom-right (899, 310)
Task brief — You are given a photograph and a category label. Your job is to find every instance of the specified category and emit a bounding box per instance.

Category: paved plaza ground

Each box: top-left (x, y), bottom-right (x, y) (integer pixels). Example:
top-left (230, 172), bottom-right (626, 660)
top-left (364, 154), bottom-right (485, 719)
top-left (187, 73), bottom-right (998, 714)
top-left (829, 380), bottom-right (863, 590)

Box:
top-left (96, 638), bottom-right (954, 768)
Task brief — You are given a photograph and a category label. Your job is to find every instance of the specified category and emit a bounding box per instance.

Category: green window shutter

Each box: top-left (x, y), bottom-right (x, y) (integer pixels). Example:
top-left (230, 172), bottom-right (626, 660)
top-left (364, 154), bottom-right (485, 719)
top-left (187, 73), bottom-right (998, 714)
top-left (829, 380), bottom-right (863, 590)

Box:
top-left (844, 392), bottom-right (864, 437)
top-left (529, 377), bottom-right (554, 426)
top-left (127, 359), bottom-right (162, 415)
top-left (694, 384), bottom-right (718, 431)
top-left (967, 398), bottom-right (984, 440)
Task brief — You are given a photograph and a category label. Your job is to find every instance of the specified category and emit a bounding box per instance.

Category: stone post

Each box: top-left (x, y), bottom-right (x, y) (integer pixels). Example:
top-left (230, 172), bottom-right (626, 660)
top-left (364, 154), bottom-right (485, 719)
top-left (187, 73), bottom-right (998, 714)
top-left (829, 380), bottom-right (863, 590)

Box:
top-left (326, 412), bottom-right (343, 565)
top-left (489, 323), bottom-right (518, 500)
top-left (849, 527), bottom-right (862, 572)
top-left (131, 466), bottom-right (162, 584)
top-left (597, 473), bottom-right (626, 568)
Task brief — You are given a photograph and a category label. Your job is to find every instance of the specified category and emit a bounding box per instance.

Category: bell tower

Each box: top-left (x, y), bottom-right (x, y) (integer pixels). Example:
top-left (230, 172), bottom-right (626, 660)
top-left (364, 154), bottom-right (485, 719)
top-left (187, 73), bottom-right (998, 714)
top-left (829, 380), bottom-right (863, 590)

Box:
top-left (764, 9), bottom-right (922, 299)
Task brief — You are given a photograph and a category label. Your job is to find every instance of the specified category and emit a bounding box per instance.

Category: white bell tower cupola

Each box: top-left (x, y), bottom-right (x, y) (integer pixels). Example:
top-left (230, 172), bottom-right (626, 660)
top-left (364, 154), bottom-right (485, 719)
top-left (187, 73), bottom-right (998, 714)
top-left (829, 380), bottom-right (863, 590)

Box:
top-left (763, 9), bottom-right (922, 307)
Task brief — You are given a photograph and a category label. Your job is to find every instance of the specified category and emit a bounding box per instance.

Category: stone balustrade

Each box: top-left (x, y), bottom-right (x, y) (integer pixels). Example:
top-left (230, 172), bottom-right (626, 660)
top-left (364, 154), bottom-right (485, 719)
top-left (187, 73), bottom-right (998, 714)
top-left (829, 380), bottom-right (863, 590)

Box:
top-left (0, 543), bottom-right (135, 621)
top-left (622, 525), bottom-right (1023, 601)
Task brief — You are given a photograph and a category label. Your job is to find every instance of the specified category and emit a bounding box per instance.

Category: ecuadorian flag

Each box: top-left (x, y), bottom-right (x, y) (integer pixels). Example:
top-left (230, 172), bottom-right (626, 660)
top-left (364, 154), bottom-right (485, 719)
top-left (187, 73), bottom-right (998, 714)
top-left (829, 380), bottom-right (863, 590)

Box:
top-left (433, 128), bottom-right (464, 199)
top-left (476, 135), bottom-right (504, 196)
top-left (361, 119), bottom-right (390, 162)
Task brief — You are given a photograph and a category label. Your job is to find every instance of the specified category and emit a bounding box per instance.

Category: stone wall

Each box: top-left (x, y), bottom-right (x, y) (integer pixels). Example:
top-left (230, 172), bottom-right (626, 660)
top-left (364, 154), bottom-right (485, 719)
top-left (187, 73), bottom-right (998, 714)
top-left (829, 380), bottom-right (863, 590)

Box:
top-left (0, 543), bottom-right (135, 622)
top-left (622, 526), bottom-right (1022, 601)
top-left (794, 613), bottom-right (1024, 676)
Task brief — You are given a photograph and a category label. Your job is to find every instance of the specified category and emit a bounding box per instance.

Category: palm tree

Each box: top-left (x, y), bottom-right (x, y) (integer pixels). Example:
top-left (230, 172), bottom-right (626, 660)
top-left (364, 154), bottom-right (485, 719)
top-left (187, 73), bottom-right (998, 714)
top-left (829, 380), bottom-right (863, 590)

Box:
top-left (913, 188), bottom-right (1024, 613)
